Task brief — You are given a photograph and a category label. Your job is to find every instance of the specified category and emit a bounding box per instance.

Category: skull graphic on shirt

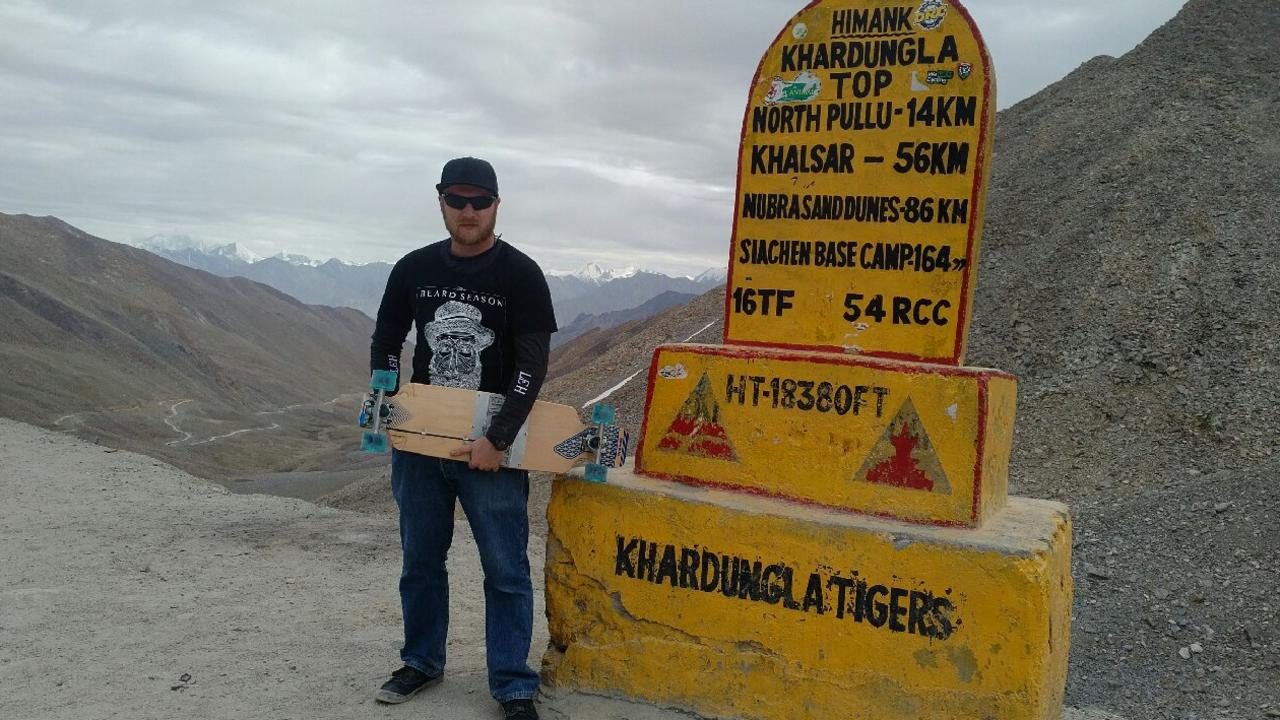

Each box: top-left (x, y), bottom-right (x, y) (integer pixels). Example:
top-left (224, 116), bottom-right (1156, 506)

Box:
top-left (424, 300), bottom-right (494, 389)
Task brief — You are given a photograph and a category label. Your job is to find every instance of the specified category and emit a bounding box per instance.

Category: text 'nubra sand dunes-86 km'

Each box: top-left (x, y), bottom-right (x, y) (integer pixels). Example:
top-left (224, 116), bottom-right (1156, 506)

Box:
top-left (0, 1), bottom-right (1276, 719)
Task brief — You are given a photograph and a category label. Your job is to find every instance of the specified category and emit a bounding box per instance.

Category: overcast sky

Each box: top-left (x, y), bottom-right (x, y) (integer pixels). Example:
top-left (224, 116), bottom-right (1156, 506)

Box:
top-left (0, 0), bottom-right (1187, 275)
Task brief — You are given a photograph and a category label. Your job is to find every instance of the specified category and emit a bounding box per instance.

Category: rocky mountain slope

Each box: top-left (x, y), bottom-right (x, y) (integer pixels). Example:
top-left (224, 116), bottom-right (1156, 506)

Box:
top-left (551, 289), bottom-right (698, 348)
top-left (0, 213), bottom-right (374, 478)
top-left (543, 287), bottom-right (724, 418)
top-left (963, 0), bottom-right (1280, 714)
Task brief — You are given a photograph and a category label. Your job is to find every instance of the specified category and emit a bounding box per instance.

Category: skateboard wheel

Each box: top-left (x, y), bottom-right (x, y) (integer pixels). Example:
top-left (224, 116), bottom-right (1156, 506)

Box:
top-left (361, 431), bottom-right (389, 453)
top-left (591, 404), bottom-right (615, 425)
top-left (370, 370), bottom-right (398, 392)
top-left (584, 463), bottom-right (607, 483)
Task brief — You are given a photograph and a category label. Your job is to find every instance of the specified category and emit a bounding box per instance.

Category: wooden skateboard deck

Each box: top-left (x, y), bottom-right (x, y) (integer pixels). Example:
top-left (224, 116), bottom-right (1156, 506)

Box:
top-left (360, 373), bottom-right (628, 479)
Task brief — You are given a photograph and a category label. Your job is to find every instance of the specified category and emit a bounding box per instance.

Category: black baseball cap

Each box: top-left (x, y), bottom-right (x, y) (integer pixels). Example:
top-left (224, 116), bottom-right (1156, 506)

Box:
top-left (436, 156), bottom-right (499, 196)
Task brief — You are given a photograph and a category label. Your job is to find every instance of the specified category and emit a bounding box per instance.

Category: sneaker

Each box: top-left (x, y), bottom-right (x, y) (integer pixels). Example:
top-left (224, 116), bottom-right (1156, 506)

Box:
top-left (374, 665), bottom-right (441, 704)
top-left (501, 698), bottom-right (539, 719)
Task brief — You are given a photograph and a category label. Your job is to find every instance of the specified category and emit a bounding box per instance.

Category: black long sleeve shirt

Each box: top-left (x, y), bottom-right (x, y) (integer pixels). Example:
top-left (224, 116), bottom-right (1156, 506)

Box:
top-left (369, 238), bottom-right (557, 448)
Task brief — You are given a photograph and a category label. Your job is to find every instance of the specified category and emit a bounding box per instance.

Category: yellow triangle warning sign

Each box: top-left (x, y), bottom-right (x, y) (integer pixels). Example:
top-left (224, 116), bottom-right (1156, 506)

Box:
top-left (656, 373), bottom-right (740, 462)
top-left (853, 397), bottom-right (951, 494)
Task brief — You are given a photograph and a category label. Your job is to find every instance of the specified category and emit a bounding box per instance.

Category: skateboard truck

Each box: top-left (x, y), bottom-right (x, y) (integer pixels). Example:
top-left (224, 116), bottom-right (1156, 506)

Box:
top-left (360, 370), bottom-right (399, 453)
top-left (583, 403), bottom-right (616, 483)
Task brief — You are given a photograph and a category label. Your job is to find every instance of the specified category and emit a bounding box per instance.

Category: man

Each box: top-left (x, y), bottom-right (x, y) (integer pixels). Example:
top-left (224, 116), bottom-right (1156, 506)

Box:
top-left (369, 157), bottom-right (555, 720)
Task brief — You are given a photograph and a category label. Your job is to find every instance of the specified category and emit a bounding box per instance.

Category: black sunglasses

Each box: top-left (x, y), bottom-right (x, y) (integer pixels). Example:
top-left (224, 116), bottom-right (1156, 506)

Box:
top-left (441, 192), bottom-right (497, 211)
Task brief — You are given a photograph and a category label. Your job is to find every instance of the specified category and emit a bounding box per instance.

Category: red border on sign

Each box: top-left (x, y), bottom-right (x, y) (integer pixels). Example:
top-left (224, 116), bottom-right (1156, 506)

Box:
top-left (722, 0), bottom-right (996, 367)
top-left (633, 343), bottom-right (1010, 528)
top-left (633, 344), bottom-right (667, 478)
top-left (971, 372), bottom-right (989, 523)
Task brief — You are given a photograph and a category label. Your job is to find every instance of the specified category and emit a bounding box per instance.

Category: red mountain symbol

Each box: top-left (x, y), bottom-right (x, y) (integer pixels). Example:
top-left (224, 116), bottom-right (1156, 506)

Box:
top-left (657, 372), bottom-right (739, 462)
top-left (854, 397), bottom-right (951, 493)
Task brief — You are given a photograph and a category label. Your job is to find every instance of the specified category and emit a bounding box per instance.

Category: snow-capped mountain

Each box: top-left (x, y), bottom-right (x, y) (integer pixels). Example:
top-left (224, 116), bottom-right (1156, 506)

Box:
top-left (138, 234), bottom-right (261, 264)
top-left (271, 251), bottom-right (325, 267)
top-left (547, 262), bottom-right (639, 284)
top-left (136, 234), bottom-right (345, 269)
top-left (548, 261), bottom-right (725, 284)
top-left (136, 236), bottom-right (391, 318)
top-left (692, 266), bottom-right (728, 283)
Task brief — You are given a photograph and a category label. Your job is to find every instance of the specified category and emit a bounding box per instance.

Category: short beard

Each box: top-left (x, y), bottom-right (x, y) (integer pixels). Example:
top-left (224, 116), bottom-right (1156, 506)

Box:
top-left (443, 211), bottom-right (497, 249)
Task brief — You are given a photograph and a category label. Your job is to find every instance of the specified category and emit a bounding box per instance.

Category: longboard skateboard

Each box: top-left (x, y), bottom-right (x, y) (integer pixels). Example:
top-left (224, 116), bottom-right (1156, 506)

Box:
top-left (359, 370), bottom-right (628, 482)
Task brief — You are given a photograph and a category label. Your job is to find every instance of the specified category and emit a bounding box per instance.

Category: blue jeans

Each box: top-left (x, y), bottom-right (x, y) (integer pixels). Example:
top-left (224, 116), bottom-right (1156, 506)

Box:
top-left (390, 449), bottom-right (539, 702)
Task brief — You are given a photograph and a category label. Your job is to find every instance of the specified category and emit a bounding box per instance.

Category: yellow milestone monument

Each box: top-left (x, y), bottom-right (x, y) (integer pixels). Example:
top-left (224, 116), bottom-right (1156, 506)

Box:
top-left (543, 2), bottom-right (1072, 719)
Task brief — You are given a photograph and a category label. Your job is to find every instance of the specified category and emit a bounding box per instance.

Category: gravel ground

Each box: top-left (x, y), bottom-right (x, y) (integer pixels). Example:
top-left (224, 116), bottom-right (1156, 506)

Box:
top-left (0, 418), bottom-right (703, 720)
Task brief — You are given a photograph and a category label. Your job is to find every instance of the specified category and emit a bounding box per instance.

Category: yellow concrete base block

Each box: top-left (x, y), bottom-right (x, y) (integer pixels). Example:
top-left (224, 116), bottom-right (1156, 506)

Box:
top-left (544, 467), bottom-right (1072, 720)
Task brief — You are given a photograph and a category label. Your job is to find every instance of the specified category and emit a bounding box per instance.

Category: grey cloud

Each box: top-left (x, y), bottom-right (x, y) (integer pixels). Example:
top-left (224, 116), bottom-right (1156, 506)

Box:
top-left (0, 0), bottom-right (1188, 275)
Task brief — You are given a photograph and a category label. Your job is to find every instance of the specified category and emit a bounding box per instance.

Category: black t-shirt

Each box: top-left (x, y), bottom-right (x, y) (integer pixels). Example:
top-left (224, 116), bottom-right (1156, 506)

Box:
top-left (370, 238), bottom-right (557, 393)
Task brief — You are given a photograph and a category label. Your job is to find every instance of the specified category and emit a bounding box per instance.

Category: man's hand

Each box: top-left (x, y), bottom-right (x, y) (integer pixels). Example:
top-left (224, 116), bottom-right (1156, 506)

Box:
top-left (449, 436), bottom-right (505, 471)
